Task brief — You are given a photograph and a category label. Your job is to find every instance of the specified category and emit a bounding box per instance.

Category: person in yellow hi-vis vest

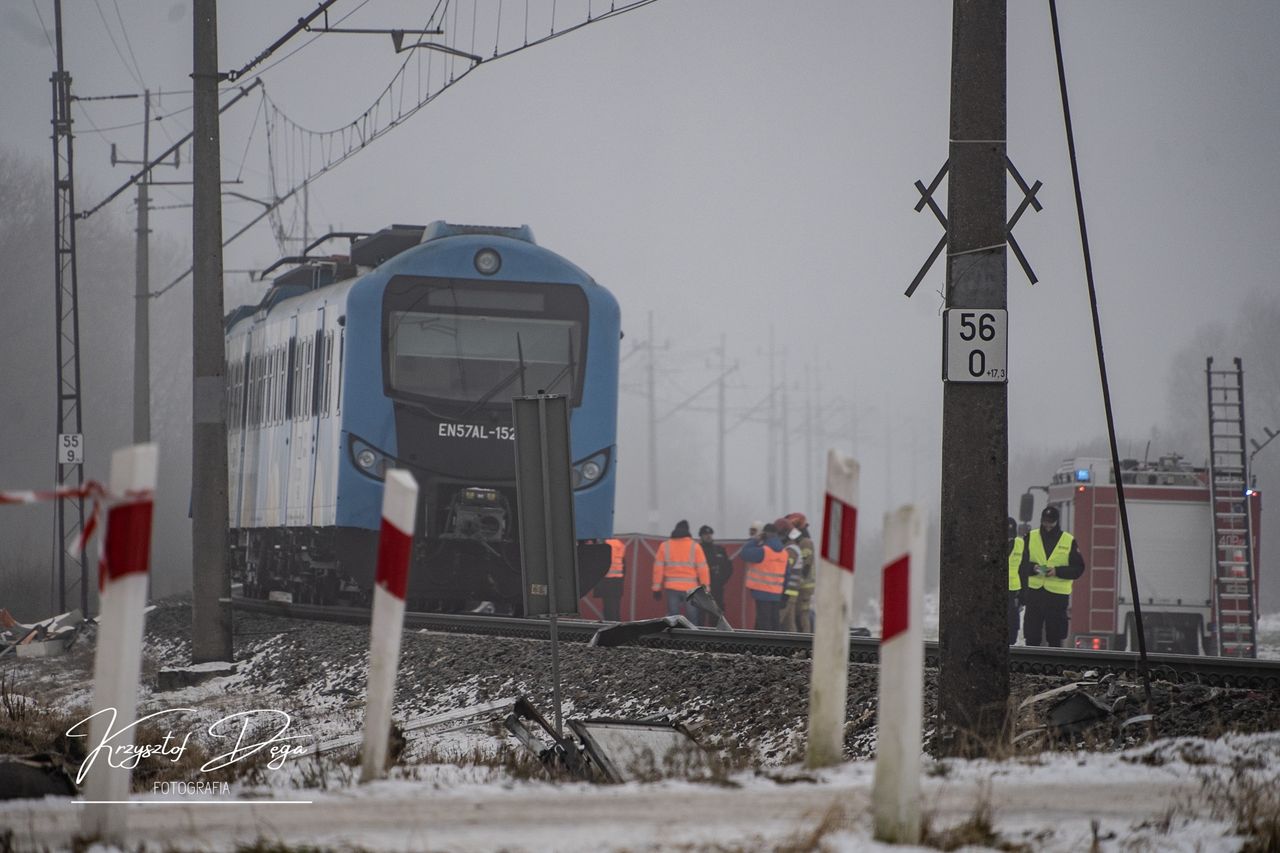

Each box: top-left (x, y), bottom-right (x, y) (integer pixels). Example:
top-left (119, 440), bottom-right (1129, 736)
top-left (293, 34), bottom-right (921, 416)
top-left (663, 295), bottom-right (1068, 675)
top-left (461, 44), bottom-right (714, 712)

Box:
top-left (652, 520), bottom-right (710, 620)
top-left (1020, 505), bottom-right (1086, 647)
top-left (1007, 517), bottom-right (1024, 645)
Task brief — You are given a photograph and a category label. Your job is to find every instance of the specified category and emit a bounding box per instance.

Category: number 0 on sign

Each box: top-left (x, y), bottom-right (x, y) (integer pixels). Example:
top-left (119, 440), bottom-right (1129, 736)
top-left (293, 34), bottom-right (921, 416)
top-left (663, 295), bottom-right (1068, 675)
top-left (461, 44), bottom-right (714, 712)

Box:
top-left (943, 309), bottom-right (1007, 383)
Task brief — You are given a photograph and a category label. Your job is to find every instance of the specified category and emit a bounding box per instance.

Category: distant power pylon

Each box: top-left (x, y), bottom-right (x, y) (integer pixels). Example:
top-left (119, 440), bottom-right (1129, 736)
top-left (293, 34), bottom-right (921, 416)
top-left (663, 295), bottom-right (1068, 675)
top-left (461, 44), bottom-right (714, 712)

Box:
top-left (50, 0), bottom-right (88, 616)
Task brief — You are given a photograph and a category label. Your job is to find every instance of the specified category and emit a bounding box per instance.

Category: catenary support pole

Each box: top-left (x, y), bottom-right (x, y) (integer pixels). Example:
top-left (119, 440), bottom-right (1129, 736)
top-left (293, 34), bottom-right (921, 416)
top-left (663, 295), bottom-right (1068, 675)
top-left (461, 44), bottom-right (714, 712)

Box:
top-left (81, 444), bottom-right (158, 842)
top-left (646, 310), bottom-right (658, 532)
top-left (191, 0), bottom-right (233, 663)
top-left (133, 91), bottom-right (151, 445)
top-left (361, 470), bottom-right (418, 783)
top-left (717, 333), bottom-right (727, 534)
top-left (872, 504), bottom-right (925, 844)
top-left (937, 0), bottom-right (1010, 744)
top-left (806, 450), bottom-right (859, 768)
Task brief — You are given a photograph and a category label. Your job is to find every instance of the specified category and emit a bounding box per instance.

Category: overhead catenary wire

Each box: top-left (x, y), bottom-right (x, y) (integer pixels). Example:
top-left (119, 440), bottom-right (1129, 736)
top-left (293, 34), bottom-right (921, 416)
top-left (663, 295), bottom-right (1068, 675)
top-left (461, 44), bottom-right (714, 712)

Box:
top-left (149, 0), bottom-right (658, 294)
top-left (1048, 0), bottom-right (1154, 709)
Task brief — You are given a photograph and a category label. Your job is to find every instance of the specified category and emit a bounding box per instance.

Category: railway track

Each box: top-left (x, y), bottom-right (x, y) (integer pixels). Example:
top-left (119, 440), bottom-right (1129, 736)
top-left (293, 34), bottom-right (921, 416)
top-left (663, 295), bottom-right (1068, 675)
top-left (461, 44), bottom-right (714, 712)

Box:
top-left (231, 597), bottom-right (1280, 690)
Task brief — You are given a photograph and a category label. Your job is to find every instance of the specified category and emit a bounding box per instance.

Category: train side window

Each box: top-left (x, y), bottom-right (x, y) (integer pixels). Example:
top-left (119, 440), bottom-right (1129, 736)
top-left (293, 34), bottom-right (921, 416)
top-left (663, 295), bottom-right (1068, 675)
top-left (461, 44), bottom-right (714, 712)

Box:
top-left (230, 360), bottom-right (239, 431)
top-left (256, 352), bottom-right (264, 426)
top-left (335, 328), bottom-right (344, 415)
top-left (271, 348), bottom-right (280, 424)
top-left (263, 352), bottom-right (273, 426)
top-left (232, 358), bottom-right (243, 431)
top-left (271, 347), bottom-right (279, 424)
top-left (301, 338), bottom-right (312, 417)
top-left (247, 356), bottom-right (255, 427)
top-left (225, 360), bottom-right (235, 433)
top-left (312, 330), bottom-right (324, 417)
top-left (277, 346), bottom-right (288, 423)
top-left (321, 331), bottom-right (335, 416)
top-left (256, 353), bottom-right (265, 427)
top-left (286, 337), bottom-right (297, 422)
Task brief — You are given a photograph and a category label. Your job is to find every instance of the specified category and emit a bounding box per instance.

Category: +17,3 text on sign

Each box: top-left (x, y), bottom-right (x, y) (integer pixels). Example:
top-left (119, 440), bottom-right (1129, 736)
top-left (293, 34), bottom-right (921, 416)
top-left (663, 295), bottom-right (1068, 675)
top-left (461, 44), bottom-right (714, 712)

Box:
top-left (943, 309), bottom-right (1007, 383)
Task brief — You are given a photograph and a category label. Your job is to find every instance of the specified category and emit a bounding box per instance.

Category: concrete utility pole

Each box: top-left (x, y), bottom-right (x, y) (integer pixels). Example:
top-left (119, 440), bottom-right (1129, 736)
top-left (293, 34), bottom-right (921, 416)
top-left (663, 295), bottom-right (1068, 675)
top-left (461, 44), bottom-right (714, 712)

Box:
top-left (781, 356), bottom-right (790, 511)
top-left (108, 91), bottom-right (178, 444)
top-left (766, 326), bottom-right (777, 508)
top-left (716, 333), bottom-right (727, 534)
top-left (192, 0), bottom-right (232, 663)
top-left (804, 371), bottom-right (813, 512)
top-left (937, 0), bottom-right (1010, 743)
top-left (646, 310), bottom-right (659, 532)
top-left (134, 95), bottom-right (150, 445)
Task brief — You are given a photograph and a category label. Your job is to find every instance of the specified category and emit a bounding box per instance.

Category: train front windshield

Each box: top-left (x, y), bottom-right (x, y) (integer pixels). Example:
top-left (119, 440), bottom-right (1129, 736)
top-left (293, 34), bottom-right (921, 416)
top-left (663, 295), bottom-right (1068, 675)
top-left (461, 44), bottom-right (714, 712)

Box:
top-left (384, 278), bottom-right (586, 408)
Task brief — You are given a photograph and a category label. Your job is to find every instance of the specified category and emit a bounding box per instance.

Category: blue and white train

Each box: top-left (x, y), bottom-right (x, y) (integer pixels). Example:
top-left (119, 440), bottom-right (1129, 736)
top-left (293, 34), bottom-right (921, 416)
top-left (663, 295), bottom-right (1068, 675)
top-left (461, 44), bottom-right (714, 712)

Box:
top-left (224, 222), bottom-right (620, 611)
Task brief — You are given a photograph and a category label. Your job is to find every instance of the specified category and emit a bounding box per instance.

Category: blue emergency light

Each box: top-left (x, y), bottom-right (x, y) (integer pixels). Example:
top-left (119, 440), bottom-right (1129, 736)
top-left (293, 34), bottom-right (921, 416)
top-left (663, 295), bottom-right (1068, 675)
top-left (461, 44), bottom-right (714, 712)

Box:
top-left (1075, 468), bottom-right (1091, 483)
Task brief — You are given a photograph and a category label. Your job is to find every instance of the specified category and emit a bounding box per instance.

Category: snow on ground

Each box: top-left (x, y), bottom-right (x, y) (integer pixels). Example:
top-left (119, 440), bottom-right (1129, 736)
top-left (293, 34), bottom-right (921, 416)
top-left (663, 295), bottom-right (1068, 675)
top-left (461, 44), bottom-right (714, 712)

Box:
top-left (2, 602), bottom-right (1278, 851)
top-left (4, 732), bottom-right (1279, 851)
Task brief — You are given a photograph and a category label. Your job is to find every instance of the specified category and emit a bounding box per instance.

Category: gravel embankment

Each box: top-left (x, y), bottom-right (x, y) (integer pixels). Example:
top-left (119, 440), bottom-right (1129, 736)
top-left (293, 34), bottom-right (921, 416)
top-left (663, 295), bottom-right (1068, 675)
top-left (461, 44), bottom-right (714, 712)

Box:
top-left (137, 600), bottom-right (1280, 765)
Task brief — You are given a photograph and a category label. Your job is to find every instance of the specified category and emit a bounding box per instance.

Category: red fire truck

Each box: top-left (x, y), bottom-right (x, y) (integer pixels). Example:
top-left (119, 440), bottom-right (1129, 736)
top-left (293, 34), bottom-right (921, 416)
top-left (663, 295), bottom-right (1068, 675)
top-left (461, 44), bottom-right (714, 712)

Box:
top-left (1023, 454), bottom-right (1262, 656)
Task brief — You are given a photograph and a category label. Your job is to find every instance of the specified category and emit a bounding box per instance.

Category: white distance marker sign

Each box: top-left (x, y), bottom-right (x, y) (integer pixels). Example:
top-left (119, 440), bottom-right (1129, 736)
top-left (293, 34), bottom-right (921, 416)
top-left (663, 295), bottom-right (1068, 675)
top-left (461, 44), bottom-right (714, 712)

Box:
top-left (943, 308), bottom-right (1007, 383)
top-left (58, 433), bottom-right (84, 465)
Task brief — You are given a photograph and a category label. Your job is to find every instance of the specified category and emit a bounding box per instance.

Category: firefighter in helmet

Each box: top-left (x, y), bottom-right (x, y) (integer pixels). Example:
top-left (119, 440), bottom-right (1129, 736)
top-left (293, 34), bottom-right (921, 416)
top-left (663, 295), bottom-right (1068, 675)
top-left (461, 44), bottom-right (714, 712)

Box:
top-left (786, 513), bottom-right (815, 633)
top-left (1020, 505), bottom-right (1086, 647)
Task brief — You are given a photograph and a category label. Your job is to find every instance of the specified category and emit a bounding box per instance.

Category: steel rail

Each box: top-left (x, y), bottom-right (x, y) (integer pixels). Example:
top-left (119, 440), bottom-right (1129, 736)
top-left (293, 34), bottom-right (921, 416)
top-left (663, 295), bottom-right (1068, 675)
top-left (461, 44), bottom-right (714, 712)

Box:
top-left (230, 598), bottom-right (1280, 690)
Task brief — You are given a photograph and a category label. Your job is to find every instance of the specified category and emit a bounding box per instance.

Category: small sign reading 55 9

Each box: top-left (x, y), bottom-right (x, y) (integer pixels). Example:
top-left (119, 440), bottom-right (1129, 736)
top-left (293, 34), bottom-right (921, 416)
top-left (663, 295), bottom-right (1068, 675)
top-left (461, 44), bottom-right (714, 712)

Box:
top-left (58, 433), bottom-right (84, 465)
top-left (943, 309), bottom-right (1007, 383)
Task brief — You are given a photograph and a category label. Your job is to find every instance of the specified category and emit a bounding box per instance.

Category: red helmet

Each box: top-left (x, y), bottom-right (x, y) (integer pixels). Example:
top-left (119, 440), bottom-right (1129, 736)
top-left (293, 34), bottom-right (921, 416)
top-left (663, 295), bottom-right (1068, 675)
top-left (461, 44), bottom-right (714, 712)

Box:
top-left (786, 512), bottom-right (808, 530)
top-left (773, 517), bottom-right (793, 535)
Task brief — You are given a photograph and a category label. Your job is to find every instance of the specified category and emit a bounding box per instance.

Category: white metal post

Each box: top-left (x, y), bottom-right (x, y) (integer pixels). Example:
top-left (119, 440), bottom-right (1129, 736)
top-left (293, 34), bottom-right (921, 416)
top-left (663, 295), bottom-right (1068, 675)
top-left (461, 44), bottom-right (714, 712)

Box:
top-left (873, 504), bottom-right (926, 844)
top-left (360, 469), bottom-right (418, 783)
top-left (805, 450), bottom-right (859, 768)
top-left (82, 444), bottom-right (158, 841)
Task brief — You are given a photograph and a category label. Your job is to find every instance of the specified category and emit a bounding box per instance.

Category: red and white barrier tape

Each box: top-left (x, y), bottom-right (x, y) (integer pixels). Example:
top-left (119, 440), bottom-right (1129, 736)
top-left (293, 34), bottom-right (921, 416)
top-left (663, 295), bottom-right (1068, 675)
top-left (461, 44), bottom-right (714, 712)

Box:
top-left (0, 481), bottom-right (152, 563)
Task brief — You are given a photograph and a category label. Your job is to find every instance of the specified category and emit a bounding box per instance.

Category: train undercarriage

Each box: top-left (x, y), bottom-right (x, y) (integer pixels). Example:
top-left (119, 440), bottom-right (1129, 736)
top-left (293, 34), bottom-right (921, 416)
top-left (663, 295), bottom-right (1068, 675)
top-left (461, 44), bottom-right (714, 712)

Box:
top-left (229, 526), bottom-right (608, 615)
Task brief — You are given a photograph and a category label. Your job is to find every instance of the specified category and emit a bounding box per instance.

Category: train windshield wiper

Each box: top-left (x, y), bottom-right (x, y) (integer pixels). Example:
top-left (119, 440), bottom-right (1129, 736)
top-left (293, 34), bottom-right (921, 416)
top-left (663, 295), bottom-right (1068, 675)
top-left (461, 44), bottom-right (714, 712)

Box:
top-left (540, 330), bottom-right (577, 395)
top-left (457, 334), bottom-right (527, 420)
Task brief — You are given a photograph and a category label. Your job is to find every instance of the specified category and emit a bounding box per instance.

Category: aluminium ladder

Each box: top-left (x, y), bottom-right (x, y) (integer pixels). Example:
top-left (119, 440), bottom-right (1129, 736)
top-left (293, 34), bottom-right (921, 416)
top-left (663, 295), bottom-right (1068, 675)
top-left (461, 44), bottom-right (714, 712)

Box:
top-left (1205, 357), bottom-right (1258, 658)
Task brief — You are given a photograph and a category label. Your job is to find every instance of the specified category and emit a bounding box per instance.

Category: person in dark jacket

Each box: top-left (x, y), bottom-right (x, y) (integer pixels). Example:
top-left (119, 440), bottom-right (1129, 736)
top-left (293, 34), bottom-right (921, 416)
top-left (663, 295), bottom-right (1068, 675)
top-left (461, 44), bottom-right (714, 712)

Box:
top-left (1020, 505), bottom-right (1086, 647)
top-left (697, 525), bottom-right (734, 627)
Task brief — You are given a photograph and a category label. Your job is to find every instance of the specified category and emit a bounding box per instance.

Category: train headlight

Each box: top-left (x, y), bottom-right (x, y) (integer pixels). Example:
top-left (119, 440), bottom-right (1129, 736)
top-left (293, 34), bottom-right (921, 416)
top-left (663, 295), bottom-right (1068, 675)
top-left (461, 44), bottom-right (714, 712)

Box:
top-left (349, 434), bottom-right (391, 480)
top-left (571, 449), bottom-right (610, 490)
top-left (474, 248), bottom-right (501, 276)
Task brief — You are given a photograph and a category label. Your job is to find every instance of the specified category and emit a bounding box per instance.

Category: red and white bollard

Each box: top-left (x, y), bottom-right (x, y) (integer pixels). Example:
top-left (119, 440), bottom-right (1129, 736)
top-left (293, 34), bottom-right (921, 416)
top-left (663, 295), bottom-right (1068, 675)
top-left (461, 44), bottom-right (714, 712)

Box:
top-left (805, 449), bottom-right (859, 768)
top-left (82, 444), bottom-right (158, 841)
top-left (872, 504), bottom-right (925, 844)
top-left (360, 469), bottom-right (418, 783)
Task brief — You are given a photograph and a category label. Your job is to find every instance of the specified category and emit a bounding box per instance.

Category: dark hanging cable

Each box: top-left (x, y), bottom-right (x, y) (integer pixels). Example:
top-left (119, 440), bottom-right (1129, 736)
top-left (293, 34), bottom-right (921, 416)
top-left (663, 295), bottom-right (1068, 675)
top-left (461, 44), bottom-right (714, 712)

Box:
top-left (1048, 0), bottom-right (1154, 713)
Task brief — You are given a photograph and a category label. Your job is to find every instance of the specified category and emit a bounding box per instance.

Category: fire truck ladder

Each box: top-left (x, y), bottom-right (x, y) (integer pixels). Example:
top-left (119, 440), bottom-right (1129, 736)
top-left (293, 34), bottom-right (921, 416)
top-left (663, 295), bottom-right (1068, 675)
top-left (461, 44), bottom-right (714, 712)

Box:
top-left (1205, 357), bottom-right (1257, 658)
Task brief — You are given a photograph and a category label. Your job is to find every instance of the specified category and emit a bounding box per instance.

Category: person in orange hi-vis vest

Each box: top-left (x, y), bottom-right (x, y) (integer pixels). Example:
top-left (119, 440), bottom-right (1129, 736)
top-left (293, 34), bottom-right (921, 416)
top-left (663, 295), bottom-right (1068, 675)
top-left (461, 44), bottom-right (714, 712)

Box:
top-left (740, 522), bottom-right (787, 631)
top-left (593, 537), bottom-right (627, 622)
top-left (652, 519), bottom-right (710, 621)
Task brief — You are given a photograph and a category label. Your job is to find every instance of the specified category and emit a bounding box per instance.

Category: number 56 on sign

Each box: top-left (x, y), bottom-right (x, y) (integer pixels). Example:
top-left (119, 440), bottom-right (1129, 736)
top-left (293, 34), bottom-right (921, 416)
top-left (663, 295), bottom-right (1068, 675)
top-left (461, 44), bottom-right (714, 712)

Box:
top-left (943, 309), bottom-right (1007, 384)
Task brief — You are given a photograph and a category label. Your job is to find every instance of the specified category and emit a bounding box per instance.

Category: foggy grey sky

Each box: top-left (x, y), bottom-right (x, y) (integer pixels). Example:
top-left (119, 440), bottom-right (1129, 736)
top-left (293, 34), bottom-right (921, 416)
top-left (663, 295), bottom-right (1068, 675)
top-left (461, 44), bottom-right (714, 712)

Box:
top-left (2, 1), bottom-right (1278, 582)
